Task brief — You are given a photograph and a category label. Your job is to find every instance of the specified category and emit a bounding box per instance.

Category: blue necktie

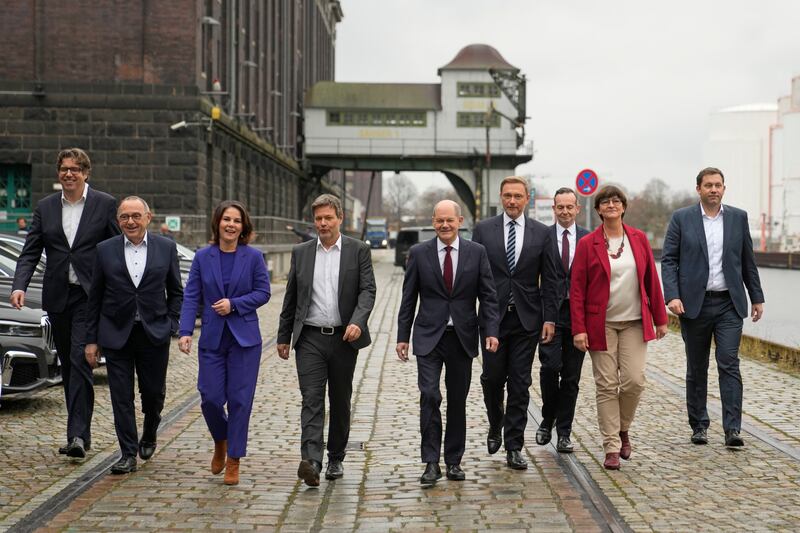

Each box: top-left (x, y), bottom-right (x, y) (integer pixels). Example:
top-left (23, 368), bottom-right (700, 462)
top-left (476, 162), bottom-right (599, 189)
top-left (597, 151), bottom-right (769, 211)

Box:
top-left (507, 221), bottom-right (516, 305)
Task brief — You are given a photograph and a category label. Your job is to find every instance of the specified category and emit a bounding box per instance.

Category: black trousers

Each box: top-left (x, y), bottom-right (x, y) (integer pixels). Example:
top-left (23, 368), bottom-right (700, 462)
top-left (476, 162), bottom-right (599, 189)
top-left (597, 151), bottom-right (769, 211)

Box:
top-left (417, 329), bottom-right (473, 464)
top-left (104, 324), bottom-right (169, 458)
top-left (538, 301), bottom-right (586, 438)
top-left (295, 326), bottom-right (358, 463)
top-left (480, 308), bottom-right (537, 451)
top-left (680, 291), bottom-right (744, 432)
top-left (49, 285), bottom-right (94, 445)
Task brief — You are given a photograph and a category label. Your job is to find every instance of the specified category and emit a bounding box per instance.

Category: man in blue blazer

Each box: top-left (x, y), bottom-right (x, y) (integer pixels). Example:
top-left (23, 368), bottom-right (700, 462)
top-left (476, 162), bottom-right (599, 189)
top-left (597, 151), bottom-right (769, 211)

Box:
top-left (662, 167), bottom-right (764, 448)
top-left (471, 176), bottom-right (559, 470)
top-left (11, 148), bottom-right (120, 459)
top-left (85, 197), bottom-right (183, 474)
top-left (397, 200), bottom-right (500, 485)
top-left (278, 194), bottom-right (376, 487)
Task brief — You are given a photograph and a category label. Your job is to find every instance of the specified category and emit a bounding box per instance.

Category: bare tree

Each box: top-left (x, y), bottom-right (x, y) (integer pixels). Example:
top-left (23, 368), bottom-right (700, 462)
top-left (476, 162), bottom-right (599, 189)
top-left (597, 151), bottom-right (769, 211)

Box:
top-left (383, 173), bottom-right (418, 227)
top-left (413, 186), bottom-right (470, 225)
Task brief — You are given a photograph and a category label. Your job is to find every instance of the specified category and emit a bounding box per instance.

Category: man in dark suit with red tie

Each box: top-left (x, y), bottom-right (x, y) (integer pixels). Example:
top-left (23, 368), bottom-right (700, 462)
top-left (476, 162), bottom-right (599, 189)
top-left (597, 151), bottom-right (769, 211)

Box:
top-left (471, 176), bottom-right (559, 470)
top-left (397, 200), bottom-right (500, 485)
top-left (536, 187), bottom-right (590, 453)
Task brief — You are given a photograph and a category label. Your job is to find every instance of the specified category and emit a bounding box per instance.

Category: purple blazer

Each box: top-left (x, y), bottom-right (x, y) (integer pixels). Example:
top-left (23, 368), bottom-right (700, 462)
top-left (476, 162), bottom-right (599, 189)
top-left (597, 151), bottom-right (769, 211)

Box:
top-left (179, 244), bottom-right (270, 351)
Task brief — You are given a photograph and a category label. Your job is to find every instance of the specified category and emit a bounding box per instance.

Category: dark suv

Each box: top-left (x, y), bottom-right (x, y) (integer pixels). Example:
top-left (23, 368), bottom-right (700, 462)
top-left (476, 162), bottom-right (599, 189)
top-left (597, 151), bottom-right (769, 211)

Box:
top-left (394, 226), bottom-right (472, 269)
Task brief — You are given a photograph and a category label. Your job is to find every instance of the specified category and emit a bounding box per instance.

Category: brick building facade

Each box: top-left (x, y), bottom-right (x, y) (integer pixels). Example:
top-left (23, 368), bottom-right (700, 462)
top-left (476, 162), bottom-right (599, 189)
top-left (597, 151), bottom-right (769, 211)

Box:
top-left (0, 0), bottom-right (342, 244)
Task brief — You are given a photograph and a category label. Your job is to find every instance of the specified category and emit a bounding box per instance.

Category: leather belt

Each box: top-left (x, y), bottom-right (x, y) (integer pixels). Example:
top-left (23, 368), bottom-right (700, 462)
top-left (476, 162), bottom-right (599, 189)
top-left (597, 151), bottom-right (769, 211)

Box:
top-left (304, 325), bottom-right (343, 336)
top-left (507, 304), bottom-right (516, 313)
top-left (705, 290), bottom-right (729, 297)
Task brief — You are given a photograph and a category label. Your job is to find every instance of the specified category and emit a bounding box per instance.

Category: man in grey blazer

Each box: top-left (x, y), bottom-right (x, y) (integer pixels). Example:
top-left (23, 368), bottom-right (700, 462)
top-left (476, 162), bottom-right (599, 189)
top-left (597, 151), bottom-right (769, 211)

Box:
top-left (396, 200), bottom-right (500, 485)
top-left (277, 194), bottom-right (376, 487)
top-left (661, 167), bottom-right (765, 448)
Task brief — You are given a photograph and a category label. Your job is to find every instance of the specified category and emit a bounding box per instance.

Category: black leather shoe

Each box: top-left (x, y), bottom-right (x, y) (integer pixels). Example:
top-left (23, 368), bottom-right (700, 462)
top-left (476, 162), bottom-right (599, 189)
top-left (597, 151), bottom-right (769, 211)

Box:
top-left (506, 450), bottom-right (528, 470)
top-left (691, 428), bottom-right (709, 445)
top-left (420, 462), bottom-right (442, 485)
top-left (65, 437), bottom-right (86, 458)
top-left (487, 429), bottom-right (502, 455)
top-left (556, 436), bottom-right (574, 453)
top-left (445, 464), bottom-right (465, 481)
top-left (297, 459), bottom-right (321, 487)
top-left (325, 459), bottom-right (344, 480)
top-left (535, 423), bottom-right (552, 446)
top-left (110, 455), bottom-right (137, 475)
top-left (725, 430), bottom-right (744, 448)
top-left (58, 444), bottom-right (69, 455)
top-left (138, 440), bottom-right (157, 461)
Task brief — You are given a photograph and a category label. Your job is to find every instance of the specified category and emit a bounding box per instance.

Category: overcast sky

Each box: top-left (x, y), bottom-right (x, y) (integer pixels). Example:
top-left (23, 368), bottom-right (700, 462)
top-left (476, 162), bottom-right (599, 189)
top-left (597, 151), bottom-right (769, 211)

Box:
top-left (335, 0), bottom-right (799, 196)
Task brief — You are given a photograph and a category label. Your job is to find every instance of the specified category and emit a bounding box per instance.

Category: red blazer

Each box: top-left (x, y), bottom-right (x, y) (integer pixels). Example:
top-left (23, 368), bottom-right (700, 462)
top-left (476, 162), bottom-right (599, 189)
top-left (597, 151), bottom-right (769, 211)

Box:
top-left (570, 224), bottom-right (668, 351)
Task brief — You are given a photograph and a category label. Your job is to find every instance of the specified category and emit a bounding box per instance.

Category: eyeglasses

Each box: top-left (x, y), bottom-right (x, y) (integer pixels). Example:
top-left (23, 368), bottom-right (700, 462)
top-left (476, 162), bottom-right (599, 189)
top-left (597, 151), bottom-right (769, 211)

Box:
top-left (598, 198), bottom-right (623, 207)
top-left (118, 213), bottom-right (145, 222)
top-left (58, 166), bottom-right (84, 175)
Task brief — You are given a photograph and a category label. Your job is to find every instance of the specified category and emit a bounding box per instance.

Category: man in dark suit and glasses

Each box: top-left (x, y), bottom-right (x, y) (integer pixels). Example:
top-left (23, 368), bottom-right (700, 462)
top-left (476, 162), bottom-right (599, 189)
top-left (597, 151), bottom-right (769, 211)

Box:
top-left (661, 167), bottom-right (765, 448)
top-left (471, 176), bottom-right (559, 470)
top-left (85, 196), bottom-right (183, 474)
top-left (536, 187), bottom-right (590, 453)
top-left (11, 148), bottom-right (120, 458)
top-left (397, 199), bottom-right (500, 485)
top-left (278, 194), bottom-right (376, 487)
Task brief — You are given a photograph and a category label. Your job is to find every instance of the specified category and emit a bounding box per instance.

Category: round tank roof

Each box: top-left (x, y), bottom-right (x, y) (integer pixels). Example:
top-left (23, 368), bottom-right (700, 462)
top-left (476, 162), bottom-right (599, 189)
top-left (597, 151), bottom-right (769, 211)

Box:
top-left (718, 103), bottom-right (778, 113)
top-left (438, 44), bottom-right (518, 74)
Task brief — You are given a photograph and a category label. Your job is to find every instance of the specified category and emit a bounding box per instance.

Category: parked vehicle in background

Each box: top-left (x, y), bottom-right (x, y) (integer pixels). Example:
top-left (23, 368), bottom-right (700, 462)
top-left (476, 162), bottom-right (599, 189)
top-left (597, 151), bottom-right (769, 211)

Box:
top-left (365, 217), bottom-right (389, 249)
top-left (174, 242), bottom-right (195, 286)
top-left (394, 226), bottom-right (472, 268)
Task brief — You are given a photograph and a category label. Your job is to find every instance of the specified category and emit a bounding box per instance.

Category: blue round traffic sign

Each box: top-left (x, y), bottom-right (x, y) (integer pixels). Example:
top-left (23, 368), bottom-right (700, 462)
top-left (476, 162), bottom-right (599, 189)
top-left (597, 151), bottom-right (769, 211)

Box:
top-left (575, 169), bottom-right (599, 196)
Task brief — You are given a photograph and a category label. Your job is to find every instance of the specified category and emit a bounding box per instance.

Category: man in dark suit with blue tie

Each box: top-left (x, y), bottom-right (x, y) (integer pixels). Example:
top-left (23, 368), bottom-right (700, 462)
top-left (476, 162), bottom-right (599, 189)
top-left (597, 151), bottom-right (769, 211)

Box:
top-left (11, 148), bottom-right (120, 458)
top-left (397, 199), bottom-right (500, 485)
top-left (537, 187), bottom-right (590, 453)
top-left (471, 176), bottom-right (559, 470)
top-left (85, 196), bottom-right (183, 474)
top-left (661, 167), bottom-right (765, 448)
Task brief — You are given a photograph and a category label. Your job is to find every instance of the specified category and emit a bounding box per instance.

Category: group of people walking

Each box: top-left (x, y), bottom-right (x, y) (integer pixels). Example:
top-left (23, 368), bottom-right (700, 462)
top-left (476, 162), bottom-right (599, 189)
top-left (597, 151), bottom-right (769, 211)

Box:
top-left (11, 147), bottom-right (764, 488)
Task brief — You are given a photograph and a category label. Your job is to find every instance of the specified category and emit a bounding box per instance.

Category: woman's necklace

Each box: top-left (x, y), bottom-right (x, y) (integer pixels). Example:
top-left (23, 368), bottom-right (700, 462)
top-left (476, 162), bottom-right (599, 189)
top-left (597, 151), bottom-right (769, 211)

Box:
top-left (604, 230), bottom-right (625, 259)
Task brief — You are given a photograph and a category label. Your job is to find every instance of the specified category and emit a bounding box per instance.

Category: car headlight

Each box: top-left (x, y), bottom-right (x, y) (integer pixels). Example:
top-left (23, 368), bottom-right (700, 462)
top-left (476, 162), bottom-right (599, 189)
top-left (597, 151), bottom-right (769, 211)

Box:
top-left (365, 240), bottom-right (371, 245)
top-left (0, 320), bottom-right (42, 337)
top-left (382, 239), bottom-right (388, 246)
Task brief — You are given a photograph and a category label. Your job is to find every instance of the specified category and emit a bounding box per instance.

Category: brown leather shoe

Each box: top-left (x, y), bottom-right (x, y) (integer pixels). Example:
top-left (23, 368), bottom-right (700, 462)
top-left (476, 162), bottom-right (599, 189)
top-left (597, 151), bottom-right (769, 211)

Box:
top-left (619, 431), bottom-right (631, 460)
top-left (604, 452), bottom-right (621, 470)
top-left (224, 457), bottom-right (240, 485)
top-left (211, 440), bottom-right (227, 475)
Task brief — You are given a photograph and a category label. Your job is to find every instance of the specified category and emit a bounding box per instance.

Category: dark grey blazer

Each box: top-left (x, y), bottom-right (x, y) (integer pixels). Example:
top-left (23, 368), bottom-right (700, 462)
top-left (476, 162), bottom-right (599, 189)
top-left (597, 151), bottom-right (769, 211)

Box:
top-left (661, 203), bottom-right (764, 320)
top-left (277, 234), bottom-right (376, 350)
top-left (396, 237), bottom-right (499, 357)
top-left (549, 223), bottom-right (590, 313)
top-left (12, 187), bottom-right (120, 313)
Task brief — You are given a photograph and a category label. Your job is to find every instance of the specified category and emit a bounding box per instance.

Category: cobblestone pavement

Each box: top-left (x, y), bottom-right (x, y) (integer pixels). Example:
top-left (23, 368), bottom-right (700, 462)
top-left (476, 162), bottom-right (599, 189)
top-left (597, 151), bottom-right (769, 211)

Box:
top-left (3, 250), bottom-right (800, 532)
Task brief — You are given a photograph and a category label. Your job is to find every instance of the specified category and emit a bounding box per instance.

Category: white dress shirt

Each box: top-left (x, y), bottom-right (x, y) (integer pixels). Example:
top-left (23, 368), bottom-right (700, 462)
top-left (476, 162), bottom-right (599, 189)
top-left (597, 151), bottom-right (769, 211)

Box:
top-left (124, 234), bottom-right (148, 288)
top-left (701, 203), bottom-right (727, 291)
top-left (502, 212), bottom-right (524, 267)
top-left (556, 222), bottom-right (577, 270)
top-left (61, 184), bottom-right (89, 284)
top-left (437, 237), bottom-right (459, 326)
top-left (305, 234), bottom-right (343, 327)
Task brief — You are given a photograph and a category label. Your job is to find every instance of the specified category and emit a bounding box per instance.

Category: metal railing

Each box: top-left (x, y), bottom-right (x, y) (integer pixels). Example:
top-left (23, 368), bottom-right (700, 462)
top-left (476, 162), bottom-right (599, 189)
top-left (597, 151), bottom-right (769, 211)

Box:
top-left (305, 136), bottom-right (533, 157)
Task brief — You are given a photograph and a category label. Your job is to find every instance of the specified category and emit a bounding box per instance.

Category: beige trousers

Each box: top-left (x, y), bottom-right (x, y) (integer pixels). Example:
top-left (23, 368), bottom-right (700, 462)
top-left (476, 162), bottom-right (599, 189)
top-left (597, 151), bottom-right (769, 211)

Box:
top-left (588, 320), bottom-right (647, 454)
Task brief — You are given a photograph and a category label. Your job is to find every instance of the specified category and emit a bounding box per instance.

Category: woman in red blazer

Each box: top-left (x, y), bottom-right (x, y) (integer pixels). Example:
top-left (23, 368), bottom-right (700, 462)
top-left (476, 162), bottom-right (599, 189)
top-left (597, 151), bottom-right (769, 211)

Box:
top-left (570, 185), bottom-right (668, 470)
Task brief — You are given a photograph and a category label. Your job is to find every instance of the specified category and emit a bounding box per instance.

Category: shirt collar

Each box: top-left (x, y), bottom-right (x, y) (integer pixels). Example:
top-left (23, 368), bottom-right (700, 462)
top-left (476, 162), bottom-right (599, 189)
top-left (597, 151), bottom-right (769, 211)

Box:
top-left (503, 212), bottom-right (524, 227)
top-left (317, 234), bottom-right (342, 251)
top-left (438, 236), bottom-right (459, 251)
top-left (700, 202), bottom-right (724, 219)
top-left (124, 232), bottom-right (148, 247)
top-left (61, 183), bottom-right (89, 205)
top-left (557, 222), bottom-right (576, 236)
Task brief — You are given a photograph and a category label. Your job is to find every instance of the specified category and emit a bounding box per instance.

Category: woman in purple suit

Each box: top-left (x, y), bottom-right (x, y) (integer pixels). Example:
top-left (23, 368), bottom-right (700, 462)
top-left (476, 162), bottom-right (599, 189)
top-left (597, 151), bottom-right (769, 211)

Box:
top-left (178, 201), bottom-right (270, 485)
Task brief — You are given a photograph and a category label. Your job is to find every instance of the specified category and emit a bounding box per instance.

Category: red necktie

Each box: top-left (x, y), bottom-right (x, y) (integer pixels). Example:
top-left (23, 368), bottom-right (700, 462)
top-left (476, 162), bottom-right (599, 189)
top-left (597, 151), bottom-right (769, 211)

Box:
top-left (561, 229), bottom-right (570, 271)
top-left (443, 245), bottom-right (453, 293)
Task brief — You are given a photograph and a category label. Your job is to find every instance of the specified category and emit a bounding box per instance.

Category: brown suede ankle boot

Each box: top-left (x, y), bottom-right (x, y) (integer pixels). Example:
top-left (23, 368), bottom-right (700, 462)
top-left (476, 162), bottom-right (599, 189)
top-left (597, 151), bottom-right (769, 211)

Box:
top-left (224, 457), bottom-right (240, 485)
top-left (211, 440), bottom-right (227, 475)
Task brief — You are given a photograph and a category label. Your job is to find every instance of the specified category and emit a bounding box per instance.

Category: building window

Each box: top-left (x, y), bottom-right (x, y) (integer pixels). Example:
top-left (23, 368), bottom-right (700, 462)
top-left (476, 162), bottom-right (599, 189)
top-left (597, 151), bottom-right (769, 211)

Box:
top-left (457, 82), bottom-right (500, 98)
top-left (457, 112), bottom-right (500, 128)
top-left (327, 110), bottom-right (427, 127)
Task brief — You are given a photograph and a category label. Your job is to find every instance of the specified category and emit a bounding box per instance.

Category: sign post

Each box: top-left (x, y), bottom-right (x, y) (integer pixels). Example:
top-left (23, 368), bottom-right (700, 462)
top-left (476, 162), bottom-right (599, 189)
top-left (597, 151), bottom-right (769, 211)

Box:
top-left (575, 169), bottom-right (599, 229)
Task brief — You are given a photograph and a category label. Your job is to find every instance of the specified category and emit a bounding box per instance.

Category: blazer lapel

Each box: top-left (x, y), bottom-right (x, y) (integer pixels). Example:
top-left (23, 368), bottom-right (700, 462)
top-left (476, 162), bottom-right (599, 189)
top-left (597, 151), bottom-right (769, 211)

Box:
top-left (427, 239), bottom-right (447, 294)
top-left (208, 245), bottom-right (225, 295)
top-left (117, 237), bottom-right (136, 287)
top-left (337, 237), bottom-right (349, 297)
top-left (592, 230), bottom-right (611, 281)
top-left (72, 189), bottom-right (99, 249)
top-left (226, 245), bottom-right (247, 296)
top-left (553, 225), bottom-right (567, 276)
top-left (624, 225), bottom-right (646, 277)
top-left (301, 240), bottom-right (317, 300)
top-left (692, 205), bottom-right (710, 262)
top-left (516, 217), bottom-right (533, 267)
top-left (453, 239), bottom-right (468, 292)
top-left (496, 217), bottom-right (511, 275)
top-left (138, 232), bottom-right (157, 286)
top-left (721, 204), bottom-right (733, 255)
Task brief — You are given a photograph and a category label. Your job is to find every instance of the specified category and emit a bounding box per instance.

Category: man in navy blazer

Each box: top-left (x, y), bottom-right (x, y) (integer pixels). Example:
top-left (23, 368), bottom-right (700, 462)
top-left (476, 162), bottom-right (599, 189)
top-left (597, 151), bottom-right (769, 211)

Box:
top-left (397, 200), bottom-right (499, 485)
top-left (85, 197), bottom-right (183, 474)
top-left (537, 187), bottom-right (590, 453)
top-left (471, 176), bottom-right (559, 470)
top-left (662, 167), bottom-right (764, 448)
top-left (11, 148), bottom-right (120, 458)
